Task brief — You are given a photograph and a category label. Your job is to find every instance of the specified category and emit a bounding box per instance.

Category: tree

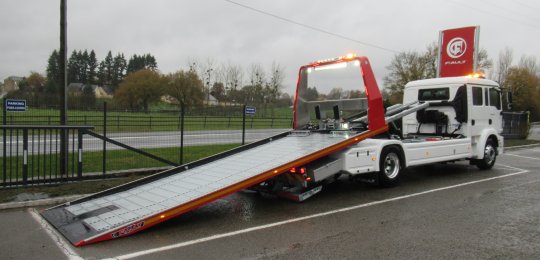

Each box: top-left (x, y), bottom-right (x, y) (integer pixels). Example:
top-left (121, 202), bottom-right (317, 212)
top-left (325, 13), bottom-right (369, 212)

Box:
top-left (26, 72), bottom-right (46, 92)
top-left (327, 87), bottom-right (344, 100)
top-left (247, 64), bottom-right (265, 103)
top-left (276, 92), bottom-right (293, 107)
top-left (267, 62), bottom-right (285, 103)
top-left (111, 53), bottom-right (127, 89)
top-left (496, 47), bottom-right (514, 86)
top-left (98, 51), bottom-right (114, 87)
top-left (88, 50), bottom-right (98, 84)
top-left (304, 86), bottom-right (319, 101)
top-left (384, 51), bottom-right (428, 104)
top-left (114, 70), bottom-right (165, 112)
top-left (127, 54), bottom-right (158, 74)
top-left (46, 50), bottom-right (60, 95)
top-left (210, 82), bottom-right (225, 101)
top-left (165, 70), bottom-right (205, 107)
top-left (505, 67), bottom-right (540, 119)
top-left (67, 50), bottom-right (80, 84)
top-left (518, 55), bottom-right (538, 75)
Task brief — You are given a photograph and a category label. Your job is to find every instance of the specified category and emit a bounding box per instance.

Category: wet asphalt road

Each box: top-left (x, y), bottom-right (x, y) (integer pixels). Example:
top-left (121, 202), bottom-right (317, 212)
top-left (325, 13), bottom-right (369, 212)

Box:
top-left (1, 147), bottom-right (539, 259)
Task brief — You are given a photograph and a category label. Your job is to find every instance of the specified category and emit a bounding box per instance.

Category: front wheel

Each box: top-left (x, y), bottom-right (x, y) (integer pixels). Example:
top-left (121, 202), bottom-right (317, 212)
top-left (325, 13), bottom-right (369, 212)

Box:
top-left (476, 139), bottom-right (497, 170)
top-left (378, 147), bottom-right (402, 187)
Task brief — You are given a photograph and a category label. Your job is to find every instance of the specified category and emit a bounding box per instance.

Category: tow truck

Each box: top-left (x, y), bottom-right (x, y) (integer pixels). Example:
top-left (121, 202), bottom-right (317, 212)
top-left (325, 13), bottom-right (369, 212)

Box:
top-left (41, 54), bottom-right (503, 245)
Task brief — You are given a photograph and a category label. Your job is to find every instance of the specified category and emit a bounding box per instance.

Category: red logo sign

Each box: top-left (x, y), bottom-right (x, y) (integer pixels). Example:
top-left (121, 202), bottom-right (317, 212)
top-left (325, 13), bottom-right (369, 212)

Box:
top-left (438, 26), bottom-right (478, 77)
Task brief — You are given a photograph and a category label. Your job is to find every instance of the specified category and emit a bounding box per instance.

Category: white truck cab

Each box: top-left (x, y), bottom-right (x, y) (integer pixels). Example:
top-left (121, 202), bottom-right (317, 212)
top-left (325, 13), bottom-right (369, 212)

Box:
top-left (402, 77), bottom-right (503, 158)
top-left (331, 76), bottom-right (504, 186)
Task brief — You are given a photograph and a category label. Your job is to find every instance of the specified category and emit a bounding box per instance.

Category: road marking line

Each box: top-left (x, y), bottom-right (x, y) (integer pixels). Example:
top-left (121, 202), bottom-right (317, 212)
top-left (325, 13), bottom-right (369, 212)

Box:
top-left (28, 208), bottom-right (83, 260)
top-left (504, 153), bottom-right (540, 161)
top-left (112, 166), bottom-right (529, 260)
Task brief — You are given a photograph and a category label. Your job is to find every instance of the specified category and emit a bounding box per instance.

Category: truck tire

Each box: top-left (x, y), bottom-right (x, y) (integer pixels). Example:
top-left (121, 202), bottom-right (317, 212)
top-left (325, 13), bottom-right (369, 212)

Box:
top-left (476, 139), bottom-right (497, 170)
top-left (378, 147), bottom-right (401, 187)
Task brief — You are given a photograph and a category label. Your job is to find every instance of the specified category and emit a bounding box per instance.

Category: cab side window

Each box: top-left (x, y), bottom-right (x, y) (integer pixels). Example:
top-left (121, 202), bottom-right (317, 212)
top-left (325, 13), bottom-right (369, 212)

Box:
top-left (489, 88), bottom-right (501, 110)
top-left (472, 87), bottom-right (483, 106)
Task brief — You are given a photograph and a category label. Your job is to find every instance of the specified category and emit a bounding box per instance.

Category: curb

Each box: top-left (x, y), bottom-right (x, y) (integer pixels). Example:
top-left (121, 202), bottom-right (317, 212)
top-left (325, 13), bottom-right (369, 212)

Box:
top-left (0, 194), bottom-right (89, 210)
top-left (505, 143), bottom-right (540, 150)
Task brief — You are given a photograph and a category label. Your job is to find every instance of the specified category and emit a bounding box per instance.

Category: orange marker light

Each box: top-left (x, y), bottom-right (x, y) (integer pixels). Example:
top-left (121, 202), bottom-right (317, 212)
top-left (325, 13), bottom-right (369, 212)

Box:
top-left (160, 214), bottom-right (165, 219)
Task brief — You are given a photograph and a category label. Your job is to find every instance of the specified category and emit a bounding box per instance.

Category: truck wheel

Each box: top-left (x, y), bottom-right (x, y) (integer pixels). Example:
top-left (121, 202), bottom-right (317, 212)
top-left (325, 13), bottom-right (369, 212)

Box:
top-left (476, 139), bottom-right (497, 170)
top-left (378, 147), bottom-right (401, 187)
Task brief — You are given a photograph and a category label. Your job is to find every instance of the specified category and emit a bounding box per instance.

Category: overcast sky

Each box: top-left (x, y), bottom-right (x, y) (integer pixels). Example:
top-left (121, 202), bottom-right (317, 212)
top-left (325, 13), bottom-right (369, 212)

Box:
top-left (1, 0), bottom-right (539, 94)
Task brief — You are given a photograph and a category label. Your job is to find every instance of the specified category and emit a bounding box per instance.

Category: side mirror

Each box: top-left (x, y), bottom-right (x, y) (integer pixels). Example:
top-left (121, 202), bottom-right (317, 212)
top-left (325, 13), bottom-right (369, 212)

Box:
top-left (506, 92), bottom-right (513, 110)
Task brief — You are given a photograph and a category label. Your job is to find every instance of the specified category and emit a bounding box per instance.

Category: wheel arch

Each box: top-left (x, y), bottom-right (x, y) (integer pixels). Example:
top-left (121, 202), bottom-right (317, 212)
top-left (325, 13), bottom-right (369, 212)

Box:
top-left (475, 128), bottom-right (501, 159)
top-left (380, 144), bottom-right (406, 169)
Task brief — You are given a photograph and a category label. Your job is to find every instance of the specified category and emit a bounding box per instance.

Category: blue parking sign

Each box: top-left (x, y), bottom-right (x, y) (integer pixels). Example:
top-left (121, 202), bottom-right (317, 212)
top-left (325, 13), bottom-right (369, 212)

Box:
top-left (5, 99), bottom-right (27, 112)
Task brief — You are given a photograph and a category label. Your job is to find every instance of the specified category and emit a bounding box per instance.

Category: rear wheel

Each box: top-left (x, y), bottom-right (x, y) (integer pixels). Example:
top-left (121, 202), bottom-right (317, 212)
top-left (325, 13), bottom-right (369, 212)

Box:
top-left (378, 147), bottom-right (402, 187)
top-left (476, 139), bottom-right (497, 170)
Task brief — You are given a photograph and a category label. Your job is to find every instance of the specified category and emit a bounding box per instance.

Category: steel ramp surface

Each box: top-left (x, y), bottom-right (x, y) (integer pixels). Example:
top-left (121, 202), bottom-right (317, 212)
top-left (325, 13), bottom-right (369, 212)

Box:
top-left (41, 127), bottom-right (387, 246)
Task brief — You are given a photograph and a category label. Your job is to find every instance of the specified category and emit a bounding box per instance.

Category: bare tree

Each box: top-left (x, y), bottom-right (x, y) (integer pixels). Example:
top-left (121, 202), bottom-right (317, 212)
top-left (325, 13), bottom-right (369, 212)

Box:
top-left (518, 55), bottom-right (539, 76)
top-left (496, 47), bottom-right (514, 86)
top-left (248, 63), bottom-right (266, 103)
top-left (477, 48), bottom-right (493, 74)
top-left (267, 61), bottom-right (285, 103)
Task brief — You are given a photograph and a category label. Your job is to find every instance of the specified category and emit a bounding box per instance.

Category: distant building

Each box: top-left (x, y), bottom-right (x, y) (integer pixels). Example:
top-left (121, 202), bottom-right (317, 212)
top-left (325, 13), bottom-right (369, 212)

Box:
top-left (67, 83), bottom-right (113, 98)
top-left (204, 94), bottom-right (219, 105)
top-left (2, 76), bottom-right (25, 93)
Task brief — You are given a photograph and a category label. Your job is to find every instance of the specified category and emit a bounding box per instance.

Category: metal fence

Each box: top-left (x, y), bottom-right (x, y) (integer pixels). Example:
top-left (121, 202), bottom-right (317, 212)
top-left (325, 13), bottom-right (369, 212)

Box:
top-left (502, 111), bottom-right (530, 139)
top-left (1, 100), bottom-right (293, 187)
top-left (1, 125), bottom-right (93, 186)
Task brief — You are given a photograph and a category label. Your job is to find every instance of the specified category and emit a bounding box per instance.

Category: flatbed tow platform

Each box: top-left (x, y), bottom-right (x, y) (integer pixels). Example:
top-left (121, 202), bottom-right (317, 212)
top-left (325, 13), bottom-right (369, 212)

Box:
top-left (41, 127), bottom-right (386, 246)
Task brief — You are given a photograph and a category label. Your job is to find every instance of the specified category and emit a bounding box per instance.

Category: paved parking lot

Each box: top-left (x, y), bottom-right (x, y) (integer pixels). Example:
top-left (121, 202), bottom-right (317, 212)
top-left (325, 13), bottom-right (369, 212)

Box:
top-left (1, 146), bottom-right (539, 259)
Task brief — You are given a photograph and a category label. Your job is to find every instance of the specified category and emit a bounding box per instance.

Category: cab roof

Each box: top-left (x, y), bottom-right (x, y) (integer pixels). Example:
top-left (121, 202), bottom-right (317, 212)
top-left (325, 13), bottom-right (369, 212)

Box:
top-left (405, 77), bottom-right (500, 88)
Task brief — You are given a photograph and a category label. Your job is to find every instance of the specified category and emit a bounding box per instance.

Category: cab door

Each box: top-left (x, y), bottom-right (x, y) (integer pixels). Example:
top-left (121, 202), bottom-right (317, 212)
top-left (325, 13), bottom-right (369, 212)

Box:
top-left (486, 87), bottom-right (503, 133)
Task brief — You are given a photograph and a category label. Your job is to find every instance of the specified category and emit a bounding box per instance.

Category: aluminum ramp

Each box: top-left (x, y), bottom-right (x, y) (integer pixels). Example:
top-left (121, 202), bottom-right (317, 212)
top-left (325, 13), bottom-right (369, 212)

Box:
top-left (41, 126), bottom-right (387, 246)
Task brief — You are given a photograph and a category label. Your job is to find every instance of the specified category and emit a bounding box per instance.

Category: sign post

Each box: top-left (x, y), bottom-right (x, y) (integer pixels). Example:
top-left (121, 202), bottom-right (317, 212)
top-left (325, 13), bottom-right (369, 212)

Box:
top-left (437, 26), bottom-right (480, 77)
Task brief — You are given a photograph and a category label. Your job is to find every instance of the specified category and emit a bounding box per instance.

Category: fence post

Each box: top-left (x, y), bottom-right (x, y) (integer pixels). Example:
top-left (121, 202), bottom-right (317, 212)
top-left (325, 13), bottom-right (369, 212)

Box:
top-left (180, 102), bottom-right (185, 165)
top-left (102, 102), bottom-right (107, 176)
top-left (78, 129), bottom-right (83, 179)
top-left (242, 105), bottom-right (246, 145)
top-left (3, 99), bottom-right (6, 186)
top-left (22, 128), bottom-right (28, 185)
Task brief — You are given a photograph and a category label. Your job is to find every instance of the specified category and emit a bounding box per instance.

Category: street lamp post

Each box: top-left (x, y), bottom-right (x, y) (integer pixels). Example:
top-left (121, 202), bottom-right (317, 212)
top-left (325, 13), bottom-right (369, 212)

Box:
top-left (206, 69), bottom-right (213, 103)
